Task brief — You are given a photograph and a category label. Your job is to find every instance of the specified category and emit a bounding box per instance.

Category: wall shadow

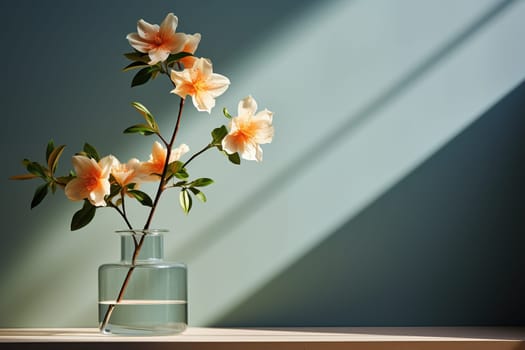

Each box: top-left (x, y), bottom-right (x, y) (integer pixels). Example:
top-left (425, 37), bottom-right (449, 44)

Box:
top-left (214, 79), bottom-right (525, 327)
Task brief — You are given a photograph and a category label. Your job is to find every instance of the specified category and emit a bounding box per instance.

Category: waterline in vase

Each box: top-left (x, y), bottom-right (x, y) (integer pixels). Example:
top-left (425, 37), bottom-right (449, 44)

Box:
top-left (98, 299), bottom-right (187, 335)
top-left (99, 300), bottom-right (187, 305)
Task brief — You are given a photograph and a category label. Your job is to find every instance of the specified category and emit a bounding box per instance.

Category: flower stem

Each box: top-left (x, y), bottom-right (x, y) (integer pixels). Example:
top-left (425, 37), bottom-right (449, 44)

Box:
top-left (143, 96), bottom-right (185, 230)
top-left (183, 143), bottom-right (214, 168)
top-left (109, 202), bottom-right (133, 230)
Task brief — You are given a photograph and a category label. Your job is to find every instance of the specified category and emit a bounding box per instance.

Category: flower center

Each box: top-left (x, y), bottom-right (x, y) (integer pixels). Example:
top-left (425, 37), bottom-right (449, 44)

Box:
top-left (239, 119), bottom-right (258, 139)
top-left (231, 129), bottom-right (251, 145)
top-left (82, 168), bottom-right (102, 191)
top-left (84, 176), bottom-right (99, 191)
top-left (154, 34), bottom-right (163, 46)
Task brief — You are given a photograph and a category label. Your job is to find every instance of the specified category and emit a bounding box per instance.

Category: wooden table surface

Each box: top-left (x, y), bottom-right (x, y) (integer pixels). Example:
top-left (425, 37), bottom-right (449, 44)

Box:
top-left (1, 327), bottom-right (524, 349)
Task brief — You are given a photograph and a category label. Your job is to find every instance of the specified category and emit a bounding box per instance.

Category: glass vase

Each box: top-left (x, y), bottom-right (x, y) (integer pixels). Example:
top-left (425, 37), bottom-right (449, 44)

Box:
top-left (98, 229), bottom-right (187, 335)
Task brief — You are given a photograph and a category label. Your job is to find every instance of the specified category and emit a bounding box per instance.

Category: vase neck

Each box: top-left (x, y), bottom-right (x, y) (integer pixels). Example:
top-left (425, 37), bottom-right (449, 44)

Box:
top-left (120, 233), bottom-right (164, 262)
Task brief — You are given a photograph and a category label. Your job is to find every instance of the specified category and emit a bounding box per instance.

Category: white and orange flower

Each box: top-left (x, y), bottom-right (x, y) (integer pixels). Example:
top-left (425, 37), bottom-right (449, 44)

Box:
top-left (222, 96), bottom-right (274, 162)
top-left (65, 155), bottom-right (116, 207)
top-left (170, 57), bottom-right (230, 113)
top-left (111, 157), bottom-right (142, 188)
top-left (126, 13), bottom-right (187, 65)
top-left (138, 141), bottom-right (189, 181)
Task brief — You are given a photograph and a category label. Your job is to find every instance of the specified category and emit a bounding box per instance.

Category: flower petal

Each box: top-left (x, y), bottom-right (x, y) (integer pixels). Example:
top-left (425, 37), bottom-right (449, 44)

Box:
top-left (255, 109), bottom-right (273, 123)
top-left (65, 178), bottom-right (89, 202)
top-left (222, 134), bottom-right (242, 155)
top-left (127, 158), bottom-right (141, 169)
top-left (151, 141), bottom-right (166, 162)
top-left (252, 111), bottom-right (274, 144)
top-left (253, 124), bottom-right (274, 144)
top-left (167, 32), bottom-right (188, 52)
top-left (169, 144), bottom-right (190, 162)
top-left (148, 48), bottom-right (170, 65)
top-left (99, 155), bottom-right (117, 178)
top-left (71, 155), bottom-right (98, 175)
top-left (183, 33), bottom-right (201, 52)
top-left (193, 91), bottom-right (216, 113)
top-left (240, 140), bottom-right (258, 161)
top-left (205, 73), bottom-right (231, 97)
top-left (194, 57), bottom-right (213, 78)
top-left (126, 33), bottom-right (152, 53)
top-left (137, 19), bottom-right (159, 40)
top-left (238, 95), bottom-right (257, 117)
top-left (159, 13), bottom-right (178, 38)
top-left (255, 144), bottom-right (263, 162)
top-left (88, 181), bottom-right (109, 207)
top-left (170, 70), bottom-right (193, 97)
top-left (169, 69), bottom-right (183, 85)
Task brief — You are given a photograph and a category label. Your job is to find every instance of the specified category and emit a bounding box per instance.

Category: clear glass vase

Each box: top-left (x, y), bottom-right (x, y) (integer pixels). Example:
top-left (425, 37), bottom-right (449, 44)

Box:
top-left (98, 229), bottom-right (187, 335)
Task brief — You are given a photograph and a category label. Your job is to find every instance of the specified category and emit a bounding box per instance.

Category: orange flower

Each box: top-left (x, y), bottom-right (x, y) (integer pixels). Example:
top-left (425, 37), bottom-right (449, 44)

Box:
top-left (126, 13), bottom-right (187, 65)
top-left (65, 155), bottom-right (116, 207)
top-left (170, 57), bottom-right (230, 113)
top-left (222, 96), bottom-right (274, 162)
top-left (138, 141), bottom-right (189, 181)
top-left (179, 33), bottom-right (201, 68)
top-left (111, 157), bottom-right (142, 187)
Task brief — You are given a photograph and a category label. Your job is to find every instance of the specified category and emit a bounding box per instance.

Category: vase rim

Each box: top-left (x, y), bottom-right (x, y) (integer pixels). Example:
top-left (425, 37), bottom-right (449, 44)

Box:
top-left (115, 229), bottom-right (169, 236)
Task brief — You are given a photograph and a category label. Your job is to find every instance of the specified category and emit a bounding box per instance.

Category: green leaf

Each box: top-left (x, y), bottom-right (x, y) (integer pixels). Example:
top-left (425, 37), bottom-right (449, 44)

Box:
top-left (125, 183), bottom-right (137, 190)
top-left (124, 51), bottom-right (150, 63)
top-left (128, 189), bottom-right (153, 207)
top-left (189, 187), bottom-right (207, 202)
top-left (9, 173), bottom-right (39, 180)
top-left (83, 143), bottom-right (100, 161)
top-left (46, 139), bottom-right (55, 162)
top-left (179, 189), bottom-right (192, 214)
top-left (222, 107), bottom-right (233, 119)
top-left (131, 67), bottom-right (153, 87)
top-left (190, 178), bottom-right (214, 187)
top-left (173, 180), bottom-right (187, 187)
top-left (26, 162), bottom-right (47, 178)
top-left (70, 200), bottom-right (97, 231)
top-left (167, 161), bottom-right (183, 176)
top-left (131, 102), bottom-right (158, 130)
top-left (227, 152), bottom-right (241, 165)
top-left (167, 161), bottom-right (188, 180)
top-left (131, 66), bottom-right (161, 87)
top-left (123, 61), bottom-right (150, 72)
top-left (174, 168), bottom-right (189, 180)
top-left (31, 183), bottom-right (48, 209)
top-left (211, 125), bottom-right (228, 146)
top-left (47, 144), bottom-right (66, 174)
top-left (166, 52), bottom-right (193, 66)
top-left (109, 183), bottom-right (122, 198)
top-left (123, 124), bottom-right (157, 136)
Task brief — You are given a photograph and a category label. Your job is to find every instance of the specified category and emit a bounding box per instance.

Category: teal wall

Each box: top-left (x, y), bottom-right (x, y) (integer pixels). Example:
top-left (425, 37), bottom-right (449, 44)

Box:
top-left (1, 0), bottom-right (524, 327)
